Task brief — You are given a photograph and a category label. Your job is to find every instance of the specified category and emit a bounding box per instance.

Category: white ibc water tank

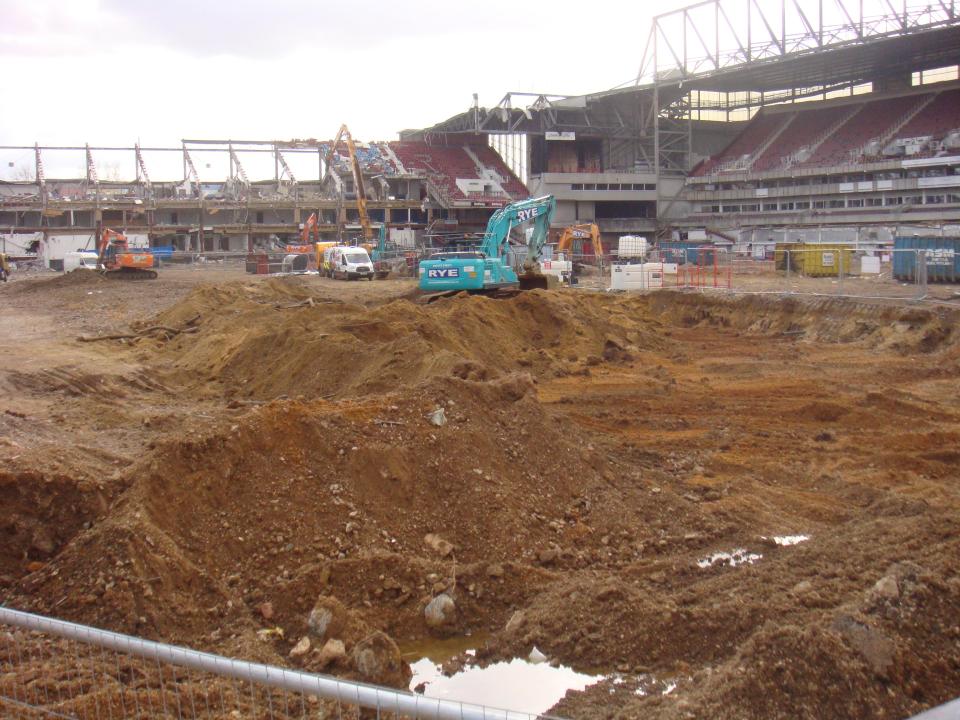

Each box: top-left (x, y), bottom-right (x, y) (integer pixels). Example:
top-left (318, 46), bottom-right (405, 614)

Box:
top-left (618, 236), bottom-right (648, 258)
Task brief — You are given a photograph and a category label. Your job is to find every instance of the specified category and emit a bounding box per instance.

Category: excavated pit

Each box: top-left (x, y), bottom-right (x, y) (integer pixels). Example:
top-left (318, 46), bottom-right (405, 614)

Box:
top-left (1, 270), bottom-right (959, 718)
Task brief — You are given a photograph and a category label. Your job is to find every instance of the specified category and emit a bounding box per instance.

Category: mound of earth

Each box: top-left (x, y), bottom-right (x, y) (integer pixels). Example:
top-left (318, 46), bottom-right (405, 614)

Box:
top-left (645, 292), bottom-right (959, 354)
top-left (134, 279), bottom-right (667, 400)
top-left (10, 371), bottom-right (636, 671)
top-left (3, 269), bottom-right (105, 295)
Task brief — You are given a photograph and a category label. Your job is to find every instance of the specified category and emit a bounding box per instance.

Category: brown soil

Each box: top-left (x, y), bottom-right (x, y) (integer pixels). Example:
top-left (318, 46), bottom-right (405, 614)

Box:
top-left (1, 266), bottom-right (959, 718)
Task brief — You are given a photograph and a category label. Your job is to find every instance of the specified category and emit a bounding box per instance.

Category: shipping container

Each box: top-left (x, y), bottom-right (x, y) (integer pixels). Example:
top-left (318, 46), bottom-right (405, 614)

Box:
top-left (658, 241), bottom-right (719, 266)
top-left (893, 236), bottom-right (960, 283)
top-left (774, 243), bottom-right (851, 277)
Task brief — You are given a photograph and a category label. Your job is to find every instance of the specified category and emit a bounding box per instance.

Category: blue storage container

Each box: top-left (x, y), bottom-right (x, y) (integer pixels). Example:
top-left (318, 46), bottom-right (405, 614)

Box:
top-left (658, 241), bottom-right (719, 266)
top-left (893, 237), bottom-right (960, 282)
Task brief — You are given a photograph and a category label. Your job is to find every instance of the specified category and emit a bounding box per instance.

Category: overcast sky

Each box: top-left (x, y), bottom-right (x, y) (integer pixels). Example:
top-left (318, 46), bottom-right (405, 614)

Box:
top-left (0, 0), bottom-right (914, 180)
top-left (0, 0), bottom-right (683, 148)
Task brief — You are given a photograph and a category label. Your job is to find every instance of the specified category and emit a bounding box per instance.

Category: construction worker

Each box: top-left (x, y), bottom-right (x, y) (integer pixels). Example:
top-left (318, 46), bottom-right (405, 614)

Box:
top-left (0, 252), bottom-right (10, 282)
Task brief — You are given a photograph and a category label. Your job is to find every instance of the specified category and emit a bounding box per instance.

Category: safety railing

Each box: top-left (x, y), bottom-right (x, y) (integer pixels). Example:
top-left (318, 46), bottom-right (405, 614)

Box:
top-left (1, 606), bottom-right (562, 720)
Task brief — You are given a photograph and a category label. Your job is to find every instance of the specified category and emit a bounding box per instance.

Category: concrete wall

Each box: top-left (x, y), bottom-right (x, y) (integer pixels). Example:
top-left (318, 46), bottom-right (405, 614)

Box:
top-left (0, 232), bottom-right (42, 255)
top-left (43, 233), bottom-right (96, 266)
top-left (229, 235), bottom-right (249, 252)
top-left (657, 178), bottom-right (689, 221)
top-left (553, 201), bottom-right (577, 225)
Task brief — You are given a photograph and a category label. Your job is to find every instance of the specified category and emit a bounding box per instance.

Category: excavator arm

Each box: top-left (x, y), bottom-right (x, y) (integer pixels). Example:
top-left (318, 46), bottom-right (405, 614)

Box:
top-left (325, 124), bottom-right (373, 244)
top-left (301, 212), bottom-right (318, 245)
top-left (480, 195), bottom-right (557, 261)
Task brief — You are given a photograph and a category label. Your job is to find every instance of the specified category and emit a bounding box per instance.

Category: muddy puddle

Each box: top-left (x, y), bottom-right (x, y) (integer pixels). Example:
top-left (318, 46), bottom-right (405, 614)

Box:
top-left (402, 636), bottom-right (601, 714)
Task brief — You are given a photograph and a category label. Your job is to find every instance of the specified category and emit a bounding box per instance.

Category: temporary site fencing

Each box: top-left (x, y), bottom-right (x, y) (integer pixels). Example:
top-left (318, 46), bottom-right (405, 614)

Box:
top-left (0, 606), bottom-right (563, 720)
top-left (635, 247), bottom-right (939, 301)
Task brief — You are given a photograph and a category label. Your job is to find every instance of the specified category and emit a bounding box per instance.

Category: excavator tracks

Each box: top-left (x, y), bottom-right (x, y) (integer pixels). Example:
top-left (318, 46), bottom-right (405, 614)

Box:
top-left (102, 268), bottom-right (158, 281)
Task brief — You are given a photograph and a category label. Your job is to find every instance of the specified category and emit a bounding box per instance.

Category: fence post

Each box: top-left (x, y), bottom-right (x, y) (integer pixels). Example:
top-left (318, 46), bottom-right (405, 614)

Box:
top-left (838, 248), bottom-right (844, 296)
top-left (785, 249), bottom-right (791, 293)
top-left (916, 249), bottom-right (927, 300)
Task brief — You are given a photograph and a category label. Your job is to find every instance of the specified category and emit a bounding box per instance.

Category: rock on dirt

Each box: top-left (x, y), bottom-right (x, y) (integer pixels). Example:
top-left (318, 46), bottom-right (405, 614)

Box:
top-left (289, 636), bottom-right (311, 659)
top-left (424, 533), bottom-right (455, 557)
top-left (350, 631), bottom-right (410, 687)
top-left (307, 596), bottom-right (369, 645)
top-left (424, 593), bottom-right (457, 628)
top-left (317, 638), bottom-right (346, 667)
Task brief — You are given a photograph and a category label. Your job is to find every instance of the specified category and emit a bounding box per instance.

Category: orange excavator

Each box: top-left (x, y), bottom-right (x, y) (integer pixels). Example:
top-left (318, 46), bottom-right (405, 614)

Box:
top-left (97, 228), bottom-right (157, 280)
top-left (557, 223), bottom-right (604, 270)
top-left (302, 212), bottom-right (319, 245)
top-left (285, 212), bottom-right (321, 254)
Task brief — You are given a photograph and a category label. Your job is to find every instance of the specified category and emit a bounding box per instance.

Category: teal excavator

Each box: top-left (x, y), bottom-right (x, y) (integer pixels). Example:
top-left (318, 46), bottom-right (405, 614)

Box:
top-left (418, 195), bottom-right (556, 295)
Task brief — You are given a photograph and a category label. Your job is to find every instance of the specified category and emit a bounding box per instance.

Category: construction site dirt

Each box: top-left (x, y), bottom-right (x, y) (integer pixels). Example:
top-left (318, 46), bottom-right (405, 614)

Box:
top-left (1, 265), bottom-right (959, 719)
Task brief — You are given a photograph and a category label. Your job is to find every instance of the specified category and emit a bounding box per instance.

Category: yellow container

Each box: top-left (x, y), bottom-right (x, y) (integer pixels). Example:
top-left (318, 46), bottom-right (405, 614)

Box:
top-left (775, 243), bottom-right (852, 277)
top-left (314, 242), bottom-right (339, 269)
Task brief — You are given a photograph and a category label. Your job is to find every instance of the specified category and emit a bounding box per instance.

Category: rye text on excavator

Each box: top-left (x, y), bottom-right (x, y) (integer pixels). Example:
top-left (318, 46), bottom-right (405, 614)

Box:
top-left (557, 223), bottom-right (604, 273)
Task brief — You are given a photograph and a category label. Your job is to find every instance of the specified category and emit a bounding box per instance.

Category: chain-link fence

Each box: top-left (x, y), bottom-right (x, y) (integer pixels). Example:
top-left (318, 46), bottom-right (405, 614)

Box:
top-left (1, 607), bottom-right (560, 720)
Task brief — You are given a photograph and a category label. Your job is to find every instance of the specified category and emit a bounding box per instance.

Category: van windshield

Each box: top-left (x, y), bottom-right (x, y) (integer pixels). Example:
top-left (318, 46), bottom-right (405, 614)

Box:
top-left (345, 253), bottom-right (369, 264)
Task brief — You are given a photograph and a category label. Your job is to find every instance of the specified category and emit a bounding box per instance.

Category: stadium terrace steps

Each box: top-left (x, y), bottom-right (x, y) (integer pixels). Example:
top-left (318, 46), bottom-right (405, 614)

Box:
top-left (752, 105), bottom-right (852, 171)
top-left (694, 111), bottom-right (789, 176)
top-left (801, 95), bottom-right (921, 167)
top-left (697, 89), bottom-right (960, 175)
top-left (388, 141), bottom-right (526, 202)
top-left (892, 88), bottom-right (960, 141)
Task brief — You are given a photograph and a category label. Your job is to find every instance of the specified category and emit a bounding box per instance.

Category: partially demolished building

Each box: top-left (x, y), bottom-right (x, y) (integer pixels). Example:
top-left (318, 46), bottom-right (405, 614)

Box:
top-left (0, 137), bottom-right (528, 267)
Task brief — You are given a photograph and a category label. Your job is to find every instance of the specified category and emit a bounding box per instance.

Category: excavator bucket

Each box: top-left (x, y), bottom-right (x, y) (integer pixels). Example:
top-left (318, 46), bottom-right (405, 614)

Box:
top-left (518, 272), bottom-right (558, 291)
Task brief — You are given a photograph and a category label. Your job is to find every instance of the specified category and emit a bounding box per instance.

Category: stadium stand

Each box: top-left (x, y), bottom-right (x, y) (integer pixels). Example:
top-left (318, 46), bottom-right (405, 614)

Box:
top-left (694, 111), bottom-right (791, 175)
top-left (801, 94), bottom-right (925, 166)
top-left (752, 104), bottom-right (851, 171)
top-left (318, 141), bottom-right (398, 175)
top-left (389, 141), bottom-right (527, 202)
top-left (891, 88), bottom-right (960, 143)
top-left (471, 144), bottom-right (529, 198)
top-left (696, 87), bottom-right (960, 174)
top-left (390, 142), bottom-right (475, 200)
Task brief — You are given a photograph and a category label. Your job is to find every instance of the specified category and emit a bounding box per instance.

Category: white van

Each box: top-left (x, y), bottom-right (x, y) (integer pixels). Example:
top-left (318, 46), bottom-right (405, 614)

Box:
top-left (323, 246), bottom-right (374, 280)
top-left (63, 251), bottom-right (100, 272)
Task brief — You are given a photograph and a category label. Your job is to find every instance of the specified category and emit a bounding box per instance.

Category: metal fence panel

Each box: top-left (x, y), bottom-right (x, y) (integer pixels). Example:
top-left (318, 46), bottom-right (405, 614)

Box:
top-left (1, 607), bottom-right (562, 720)
top-left (635, 247), bottom-right (935, 302)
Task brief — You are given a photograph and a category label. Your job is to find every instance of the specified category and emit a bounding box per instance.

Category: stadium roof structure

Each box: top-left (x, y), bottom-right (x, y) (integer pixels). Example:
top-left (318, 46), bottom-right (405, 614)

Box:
top-left (423, 0), bottom-right (959, 173)
top-left (430, 0), bottom-right (959, 130)
top-left (632, 0), bottom-right (960, 109)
